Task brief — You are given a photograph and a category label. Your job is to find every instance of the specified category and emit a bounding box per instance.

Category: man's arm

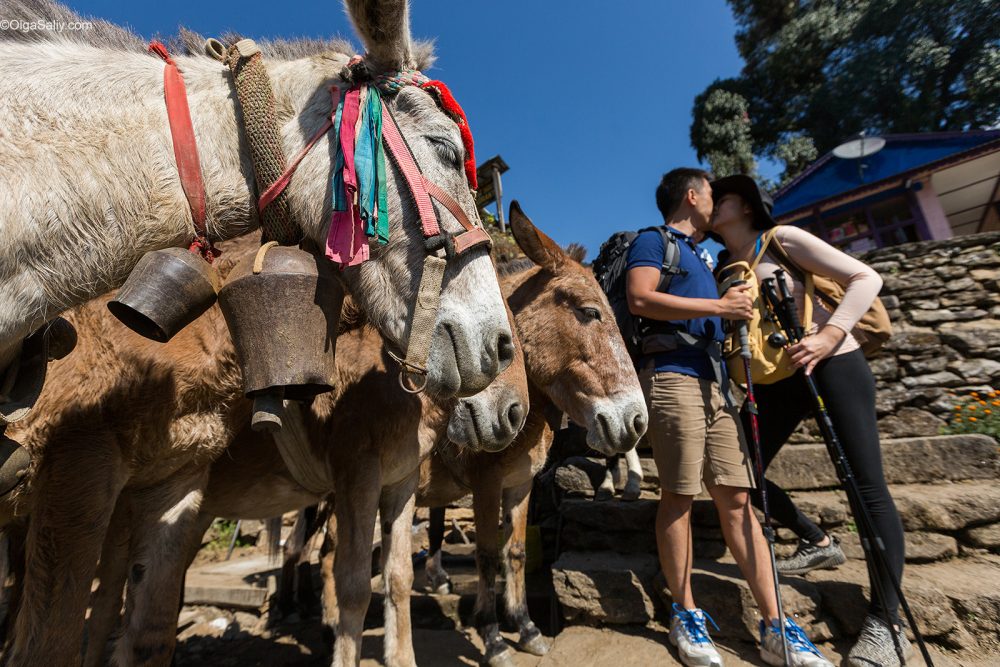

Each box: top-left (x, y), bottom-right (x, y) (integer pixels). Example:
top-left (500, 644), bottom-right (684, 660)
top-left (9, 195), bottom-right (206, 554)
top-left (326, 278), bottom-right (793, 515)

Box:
top-left (626, 266), bottom-right (754, 321)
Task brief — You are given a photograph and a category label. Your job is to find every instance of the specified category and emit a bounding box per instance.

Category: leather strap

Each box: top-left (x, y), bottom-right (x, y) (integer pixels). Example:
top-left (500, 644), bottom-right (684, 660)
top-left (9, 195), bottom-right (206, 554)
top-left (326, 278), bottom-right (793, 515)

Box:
top-left (149, 41), bottom-right (211, 253)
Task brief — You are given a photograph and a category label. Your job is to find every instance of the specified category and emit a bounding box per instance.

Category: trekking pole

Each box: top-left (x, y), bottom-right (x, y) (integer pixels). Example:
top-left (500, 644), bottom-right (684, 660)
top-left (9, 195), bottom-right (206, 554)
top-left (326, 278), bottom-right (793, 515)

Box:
top-left (719, 271), bottom-right (791, 666)
top-left (761, 271), bottom-right (933, 667)
top-left (737, 317), bottom-right (789, 667)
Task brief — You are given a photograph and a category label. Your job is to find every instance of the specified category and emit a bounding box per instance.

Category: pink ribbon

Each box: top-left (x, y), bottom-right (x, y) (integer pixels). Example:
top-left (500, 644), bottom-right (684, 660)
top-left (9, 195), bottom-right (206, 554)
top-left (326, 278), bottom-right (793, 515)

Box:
top-left (325, 88), bottom-right (370, 266)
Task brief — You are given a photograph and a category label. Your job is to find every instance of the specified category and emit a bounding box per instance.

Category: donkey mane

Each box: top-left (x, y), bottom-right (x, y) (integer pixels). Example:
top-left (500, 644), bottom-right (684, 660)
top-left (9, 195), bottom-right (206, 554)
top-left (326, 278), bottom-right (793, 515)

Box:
top-left (2, 0), bottom-right (435, 67)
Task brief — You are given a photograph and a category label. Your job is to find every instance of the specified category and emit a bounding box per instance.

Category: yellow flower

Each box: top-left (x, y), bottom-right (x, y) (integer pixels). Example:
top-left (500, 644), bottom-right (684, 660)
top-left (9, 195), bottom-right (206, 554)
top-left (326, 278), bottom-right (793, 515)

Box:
top-left (980, 400), bottom-right (988, 406)
top-left (992, 400), bottom-right (1000, 407)
top-left (969, 417), bottom-right (978, 422)
top-left (971, 392), bottom-right (980, 398)
top-left (985, 409), bottom-right (993, 415)
top-left (969, 405), bottom-right (978, 411)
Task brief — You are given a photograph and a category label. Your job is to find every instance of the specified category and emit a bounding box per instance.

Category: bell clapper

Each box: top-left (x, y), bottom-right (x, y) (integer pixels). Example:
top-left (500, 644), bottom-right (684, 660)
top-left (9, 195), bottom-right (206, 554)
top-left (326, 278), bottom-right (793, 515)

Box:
top-left (251, 389), bottom-right (285, 433)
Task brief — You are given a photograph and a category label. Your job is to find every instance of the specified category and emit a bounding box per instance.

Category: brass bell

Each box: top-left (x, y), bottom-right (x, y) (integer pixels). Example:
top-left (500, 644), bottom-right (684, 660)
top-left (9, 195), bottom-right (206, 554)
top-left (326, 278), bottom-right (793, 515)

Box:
top-left (218, 243), bottom-right (343, 432)
top-left (108, 247), bottom-right (220, 342)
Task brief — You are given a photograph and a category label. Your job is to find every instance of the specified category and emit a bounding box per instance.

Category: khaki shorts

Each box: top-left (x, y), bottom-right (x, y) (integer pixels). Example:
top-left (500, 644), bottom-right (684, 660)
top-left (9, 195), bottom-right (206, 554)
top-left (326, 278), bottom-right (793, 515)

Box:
top-left (640, 370), bottom-right (755, 495)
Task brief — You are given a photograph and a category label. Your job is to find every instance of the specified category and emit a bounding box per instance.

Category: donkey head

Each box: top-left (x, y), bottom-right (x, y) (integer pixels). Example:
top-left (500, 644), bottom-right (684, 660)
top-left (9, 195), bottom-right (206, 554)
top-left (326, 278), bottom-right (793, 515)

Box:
top-left (444, 303), bottom-right (528, 453)
top-left (504, 202), bottom-right (647, 455)
top-left (292, 0), bottom-right (512, 398)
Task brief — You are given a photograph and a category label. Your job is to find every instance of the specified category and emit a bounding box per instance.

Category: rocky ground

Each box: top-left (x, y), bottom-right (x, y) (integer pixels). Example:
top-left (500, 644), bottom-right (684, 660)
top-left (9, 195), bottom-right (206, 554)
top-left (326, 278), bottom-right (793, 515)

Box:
top-left (169, 432), bottom-right (1000, 665)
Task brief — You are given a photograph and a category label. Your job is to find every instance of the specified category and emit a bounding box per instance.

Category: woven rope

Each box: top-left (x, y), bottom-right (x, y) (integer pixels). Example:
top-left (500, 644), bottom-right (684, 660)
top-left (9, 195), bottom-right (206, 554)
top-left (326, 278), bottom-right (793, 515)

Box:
top-left (374, 68), bottom-right (430, 93)
top-left (225, 43), bottom-right (301, 245)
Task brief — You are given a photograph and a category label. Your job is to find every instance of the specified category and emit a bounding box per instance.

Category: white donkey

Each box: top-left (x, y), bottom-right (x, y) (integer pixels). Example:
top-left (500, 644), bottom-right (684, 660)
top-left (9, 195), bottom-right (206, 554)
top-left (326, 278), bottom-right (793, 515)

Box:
top-left (0, 0), bottom-right (512, 444)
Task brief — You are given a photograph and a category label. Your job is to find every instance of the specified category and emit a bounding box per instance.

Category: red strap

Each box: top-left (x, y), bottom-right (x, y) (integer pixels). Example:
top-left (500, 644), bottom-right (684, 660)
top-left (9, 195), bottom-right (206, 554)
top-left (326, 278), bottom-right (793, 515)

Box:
top-left (259, 91), bottom-right (336, 213)
top-left (149, 41), bottom-right (212, 257)
top-left (380, 100), bottom-right (441, 238)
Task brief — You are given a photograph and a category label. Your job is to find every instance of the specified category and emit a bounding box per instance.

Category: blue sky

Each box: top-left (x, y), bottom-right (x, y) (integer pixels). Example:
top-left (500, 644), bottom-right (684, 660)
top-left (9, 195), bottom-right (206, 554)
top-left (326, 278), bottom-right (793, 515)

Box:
top-left (67, 0), bottom-right (772, 258)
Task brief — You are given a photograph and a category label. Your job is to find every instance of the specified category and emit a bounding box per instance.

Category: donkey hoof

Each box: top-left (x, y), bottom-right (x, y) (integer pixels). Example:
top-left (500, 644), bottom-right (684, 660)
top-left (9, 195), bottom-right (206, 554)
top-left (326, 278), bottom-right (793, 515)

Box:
top-left (620, 483), bottom-right (641, 502)
top-left (518, 634), bottom-right (551, 656)
top-left (484, 646), bottom-right (517, 667)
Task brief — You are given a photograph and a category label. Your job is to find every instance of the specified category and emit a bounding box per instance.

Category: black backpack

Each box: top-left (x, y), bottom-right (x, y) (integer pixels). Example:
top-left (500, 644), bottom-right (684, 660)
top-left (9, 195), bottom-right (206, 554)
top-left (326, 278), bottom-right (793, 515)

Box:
top-left (592, 226), bottom-right (683, 361)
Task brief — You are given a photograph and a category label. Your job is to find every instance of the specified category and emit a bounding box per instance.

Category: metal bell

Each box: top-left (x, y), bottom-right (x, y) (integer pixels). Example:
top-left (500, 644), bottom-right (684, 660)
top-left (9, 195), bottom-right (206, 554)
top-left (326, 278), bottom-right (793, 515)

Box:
top-left (108, 247), bottom-right (221, 342)
top-left (218, 243), bottom-right (342, 432)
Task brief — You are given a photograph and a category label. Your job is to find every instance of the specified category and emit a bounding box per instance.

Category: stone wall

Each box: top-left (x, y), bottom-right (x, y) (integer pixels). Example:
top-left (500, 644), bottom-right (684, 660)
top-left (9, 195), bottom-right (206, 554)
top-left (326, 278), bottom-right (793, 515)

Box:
top-left (789, 231), bottom-right (1000, 441)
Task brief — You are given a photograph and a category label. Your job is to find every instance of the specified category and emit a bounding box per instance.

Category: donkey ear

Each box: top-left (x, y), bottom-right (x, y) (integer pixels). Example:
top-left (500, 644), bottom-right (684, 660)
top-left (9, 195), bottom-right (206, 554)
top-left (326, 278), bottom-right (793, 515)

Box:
top-left (343, 0), bottom-right (414, 70)
top-left (509, 201), bottom-right (567, 273)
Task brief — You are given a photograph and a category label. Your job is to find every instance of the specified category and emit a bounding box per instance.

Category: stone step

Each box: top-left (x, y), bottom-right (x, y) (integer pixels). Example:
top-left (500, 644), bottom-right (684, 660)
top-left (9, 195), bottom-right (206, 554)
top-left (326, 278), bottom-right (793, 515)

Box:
top-left (608, 434), bottom-right (999, 496)
top-left (550, 549), bottom-right (1000, 654)
top-left (558, 481), bottom-right (1000, 563)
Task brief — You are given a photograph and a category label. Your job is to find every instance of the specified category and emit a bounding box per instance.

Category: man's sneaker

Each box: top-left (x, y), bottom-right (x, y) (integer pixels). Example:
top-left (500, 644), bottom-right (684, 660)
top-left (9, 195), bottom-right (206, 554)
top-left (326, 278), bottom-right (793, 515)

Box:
top-left (759, 617), bottom-right (834, 667)
top-left (776, 535), bottom-right (846, 575)
top-left (846, 614), bottom-right (914, 666)
top-left (668, 604), bottom-right (723, 667)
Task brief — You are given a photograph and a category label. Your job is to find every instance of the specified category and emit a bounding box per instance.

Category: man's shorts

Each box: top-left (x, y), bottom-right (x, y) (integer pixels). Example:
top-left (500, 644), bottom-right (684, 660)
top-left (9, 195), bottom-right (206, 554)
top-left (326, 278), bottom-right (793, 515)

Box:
top-left (639, 370), bottom-right (755, 496)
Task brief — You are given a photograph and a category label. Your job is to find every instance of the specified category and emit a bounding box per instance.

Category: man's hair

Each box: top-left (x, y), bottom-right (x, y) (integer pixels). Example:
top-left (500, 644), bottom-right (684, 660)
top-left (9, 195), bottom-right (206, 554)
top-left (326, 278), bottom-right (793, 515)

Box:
top-left (655, 168), bottom-right (712, 221)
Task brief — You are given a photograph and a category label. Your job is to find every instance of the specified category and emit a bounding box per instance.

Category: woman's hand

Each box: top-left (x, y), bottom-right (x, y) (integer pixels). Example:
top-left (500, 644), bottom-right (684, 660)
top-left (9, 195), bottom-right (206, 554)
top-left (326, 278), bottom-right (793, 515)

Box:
top-left (788, 325), bottom-right (847, 375)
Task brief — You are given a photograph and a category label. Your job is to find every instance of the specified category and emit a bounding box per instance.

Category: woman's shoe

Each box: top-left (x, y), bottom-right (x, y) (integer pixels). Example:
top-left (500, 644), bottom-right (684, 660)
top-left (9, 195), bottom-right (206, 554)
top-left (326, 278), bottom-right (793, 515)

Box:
top-left (776, 535), bottom-right (845, 575)
top-left (846, 614), bottom-right (914, 666)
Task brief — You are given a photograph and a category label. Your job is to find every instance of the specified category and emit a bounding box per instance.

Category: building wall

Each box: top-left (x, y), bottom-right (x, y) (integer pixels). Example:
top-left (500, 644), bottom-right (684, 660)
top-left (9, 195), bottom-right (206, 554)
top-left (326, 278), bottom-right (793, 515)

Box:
top-left (912, 177), bottom-right (953, 240)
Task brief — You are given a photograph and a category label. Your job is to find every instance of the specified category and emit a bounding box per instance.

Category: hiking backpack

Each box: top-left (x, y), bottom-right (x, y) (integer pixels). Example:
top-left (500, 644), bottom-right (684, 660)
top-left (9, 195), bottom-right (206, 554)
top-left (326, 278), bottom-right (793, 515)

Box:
top-left (592, 226), bottom-right (683, 361)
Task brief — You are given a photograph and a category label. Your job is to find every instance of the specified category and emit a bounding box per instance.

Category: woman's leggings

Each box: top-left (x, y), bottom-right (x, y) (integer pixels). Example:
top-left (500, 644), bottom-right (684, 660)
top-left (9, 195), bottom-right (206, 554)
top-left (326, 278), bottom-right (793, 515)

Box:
top-left (740, 348), bottom-right (905, 623)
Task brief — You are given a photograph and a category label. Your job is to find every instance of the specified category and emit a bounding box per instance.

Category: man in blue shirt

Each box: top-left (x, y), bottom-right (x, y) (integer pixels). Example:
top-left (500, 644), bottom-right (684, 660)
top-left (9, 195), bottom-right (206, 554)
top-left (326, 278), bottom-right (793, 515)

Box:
top-left (626, 168), bottom-right (832, 667)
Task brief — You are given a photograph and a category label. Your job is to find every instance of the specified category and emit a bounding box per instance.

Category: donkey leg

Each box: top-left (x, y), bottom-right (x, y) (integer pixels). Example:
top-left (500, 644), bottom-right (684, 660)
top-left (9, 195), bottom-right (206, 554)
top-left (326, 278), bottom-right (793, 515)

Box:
top-left (319, 499), bottom-right (337, 649)
top-left (622, 447), bottom-right (643, 501)
top-left (83, 493), bottom-right (133, 667)
top-left (296, 504), bottom-right (324, 617)
top-left (424, 507), bottom-right (452, 594)
top-left (5, 440), bottom-right (126, 666)
top-left (112, 469), bottom-right (208, 667)
top-left (275, 509), bottom-right (308, 623)
top-left (379, 477), bottom-right (418, 667)
top-left (502, 481), bottom-right (548, 656)
top-left (471, 473), bottom-right (514, 667)
top-left (331, 475), bottom-right (380, 667)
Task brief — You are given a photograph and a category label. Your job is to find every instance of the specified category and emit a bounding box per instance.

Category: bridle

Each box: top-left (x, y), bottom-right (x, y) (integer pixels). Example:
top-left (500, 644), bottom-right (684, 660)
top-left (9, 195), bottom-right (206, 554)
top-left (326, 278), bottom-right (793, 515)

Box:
top-left (209, 41), bottom-right (493, 393)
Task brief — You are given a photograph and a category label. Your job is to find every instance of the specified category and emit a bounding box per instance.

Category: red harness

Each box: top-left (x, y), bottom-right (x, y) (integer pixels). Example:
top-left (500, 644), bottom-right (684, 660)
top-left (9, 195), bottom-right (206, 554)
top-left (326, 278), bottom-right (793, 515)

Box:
top-left (151, 40), bottom-right (487, 262)
top-left (148, 41), bottom-right (218, 261)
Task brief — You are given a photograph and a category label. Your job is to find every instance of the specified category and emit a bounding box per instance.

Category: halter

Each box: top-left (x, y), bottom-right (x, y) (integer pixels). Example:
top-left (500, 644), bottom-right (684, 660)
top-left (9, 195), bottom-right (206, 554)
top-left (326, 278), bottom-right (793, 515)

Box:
top-left (250, 49), bottom-right (492, 392)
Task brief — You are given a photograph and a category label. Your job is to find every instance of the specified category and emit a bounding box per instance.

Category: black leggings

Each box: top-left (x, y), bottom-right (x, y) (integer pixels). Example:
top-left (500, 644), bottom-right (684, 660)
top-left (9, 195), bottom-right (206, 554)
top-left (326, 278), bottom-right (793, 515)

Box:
top-left (740, 348), bottom-right (905, 623)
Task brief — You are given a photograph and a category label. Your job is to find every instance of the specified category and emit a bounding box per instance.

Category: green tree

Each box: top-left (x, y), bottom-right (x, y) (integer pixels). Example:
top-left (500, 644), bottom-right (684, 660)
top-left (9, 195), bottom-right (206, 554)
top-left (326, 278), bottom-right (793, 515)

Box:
top-left (690, 85), bottom-right (758, 178)
top-left (692, 0), bottom-right (1000, 183)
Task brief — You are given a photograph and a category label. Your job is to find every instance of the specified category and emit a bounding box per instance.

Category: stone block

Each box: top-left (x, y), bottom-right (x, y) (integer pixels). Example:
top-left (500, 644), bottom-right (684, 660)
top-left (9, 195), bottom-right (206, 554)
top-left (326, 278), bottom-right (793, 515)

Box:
top-left (884, 331), bottom-right (941, 353)
top-left (901, 371), bottom-right (963, 389)
top-left (551, 551), bottom-right (659, 625)
top-left (554, 457), bottom-right (608, 498)
top-left (902, 357), bottom-right (948, 375)
top-left (652, 561), bottom-right (831, 642)
top-left (963, 523), bottom-right (1000, 551)
top-left (940, 321), bottom-right (1000, 355)
top-left (767, 435), bottom-right (1000, 490)
top-left (947, 358), bottom-right (1000, 384)
top-left (909, 309), bottom-right (958, 324)
top-left (892, 482), bottom-right (1000, 531)
top-left (876, 408), bottom-right (945, 439)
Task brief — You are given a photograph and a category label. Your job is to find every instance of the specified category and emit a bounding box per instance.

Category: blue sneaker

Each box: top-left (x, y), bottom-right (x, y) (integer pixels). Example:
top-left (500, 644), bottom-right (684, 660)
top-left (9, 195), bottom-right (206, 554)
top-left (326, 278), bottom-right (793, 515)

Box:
top-left (760, 617), bottom-right (833, 667)
top-left (668, 603), bottom-right (723, 667)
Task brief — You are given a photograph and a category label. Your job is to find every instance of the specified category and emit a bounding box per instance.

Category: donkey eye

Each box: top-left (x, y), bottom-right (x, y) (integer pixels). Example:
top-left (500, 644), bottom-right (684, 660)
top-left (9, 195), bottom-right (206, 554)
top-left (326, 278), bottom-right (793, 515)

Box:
top-left (428, 136), bottom-right (462, 167)
top-left (577, 306), bottom-right (602, 322)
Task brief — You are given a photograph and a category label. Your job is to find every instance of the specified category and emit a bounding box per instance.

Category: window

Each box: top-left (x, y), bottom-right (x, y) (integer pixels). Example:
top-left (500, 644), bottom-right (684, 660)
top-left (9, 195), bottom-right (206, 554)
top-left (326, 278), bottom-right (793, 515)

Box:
top-left (815, 195), bottom-right (923, 251)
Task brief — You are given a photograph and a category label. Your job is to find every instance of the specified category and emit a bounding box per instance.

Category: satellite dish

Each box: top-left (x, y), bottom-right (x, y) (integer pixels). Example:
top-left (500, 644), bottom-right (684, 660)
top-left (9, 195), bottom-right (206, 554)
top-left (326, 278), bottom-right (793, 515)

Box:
top-left (833, 134), bottom-right (886, 159)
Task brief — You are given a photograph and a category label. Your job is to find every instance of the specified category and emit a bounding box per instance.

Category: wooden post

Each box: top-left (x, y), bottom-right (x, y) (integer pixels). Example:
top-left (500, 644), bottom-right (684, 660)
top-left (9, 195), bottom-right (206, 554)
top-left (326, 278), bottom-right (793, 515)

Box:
top-left (492, 165), bottom-right (505, 233)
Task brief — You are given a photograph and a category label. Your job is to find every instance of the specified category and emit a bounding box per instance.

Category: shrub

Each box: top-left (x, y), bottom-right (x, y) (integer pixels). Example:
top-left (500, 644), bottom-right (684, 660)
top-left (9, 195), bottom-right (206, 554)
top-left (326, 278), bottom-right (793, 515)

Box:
top-left (942, 388), bottom-right (1000, 440)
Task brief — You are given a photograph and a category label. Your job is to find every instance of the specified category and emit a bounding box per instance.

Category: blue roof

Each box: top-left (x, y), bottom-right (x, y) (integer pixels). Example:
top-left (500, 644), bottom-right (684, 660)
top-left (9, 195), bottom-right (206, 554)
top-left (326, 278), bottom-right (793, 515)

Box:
top-left (773, 131), bottom-right (1000, 218)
